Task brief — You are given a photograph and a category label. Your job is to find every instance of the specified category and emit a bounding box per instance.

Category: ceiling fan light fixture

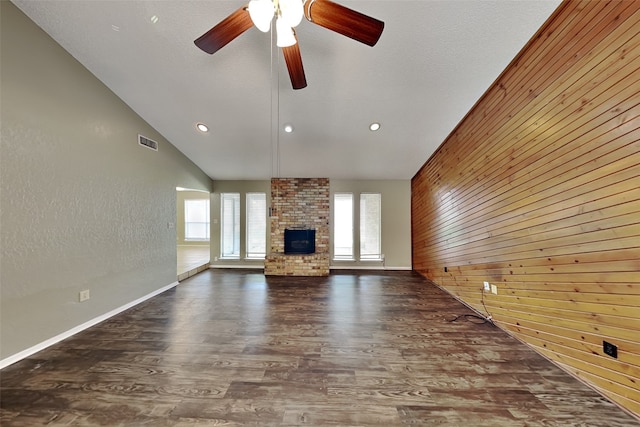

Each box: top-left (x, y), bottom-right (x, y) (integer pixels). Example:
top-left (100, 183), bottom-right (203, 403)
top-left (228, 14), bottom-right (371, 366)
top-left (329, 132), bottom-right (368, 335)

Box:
top-left (279, 0), bottom-right (304, 28)
top-left (276, 17), bottom-right (296, 47)
top-left (195, 0), bottom-right (384, 90)
top-left (248, 0), bottom-right (274, 32)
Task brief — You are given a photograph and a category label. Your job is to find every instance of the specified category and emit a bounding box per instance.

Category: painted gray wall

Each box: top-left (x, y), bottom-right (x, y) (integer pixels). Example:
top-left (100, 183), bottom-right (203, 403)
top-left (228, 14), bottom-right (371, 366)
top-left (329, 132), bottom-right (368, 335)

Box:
top-left (209, 180), bottom-right (412, 269)
top-left (0, 2), bottom-right (213, 361)
top-left (210, 180), bottom-right (272, 268)
top-left (330, 180), bottom-right (411, 269)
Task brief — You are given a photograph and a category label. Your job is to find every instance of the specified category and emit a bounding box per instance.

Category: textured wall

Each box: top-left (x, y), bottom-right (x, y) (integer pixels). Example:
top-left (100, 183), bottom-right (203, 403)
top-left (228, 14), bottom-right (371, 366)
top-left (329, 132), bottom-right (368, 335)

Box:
top-left (412, 0), bottom-right (640, 416)
top-left (0, 2), bottom-right (212, 361)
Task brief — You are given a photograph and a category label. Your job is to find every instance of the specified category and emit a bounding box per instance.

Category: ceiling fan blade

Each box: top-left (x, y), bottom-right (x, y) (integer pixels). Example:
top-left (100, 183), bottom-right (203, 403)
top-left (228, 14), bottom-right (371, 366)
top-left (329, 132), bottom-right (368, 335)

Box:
top-left (194, 6), bottom-right (254, 54)
top-left (304, 0), bottom-right (384, 47)
top-left (282, 39), bottom-right (307, 90)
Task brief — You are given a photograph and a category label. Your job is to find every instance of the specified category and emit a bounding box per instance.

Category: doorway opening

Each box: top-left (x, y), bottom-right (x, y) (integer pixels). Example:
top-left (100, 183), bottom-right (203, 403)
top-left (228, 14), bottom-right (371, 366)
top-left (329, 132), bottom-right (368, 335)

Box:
top-left (176, 187), bottom-right (210, 280)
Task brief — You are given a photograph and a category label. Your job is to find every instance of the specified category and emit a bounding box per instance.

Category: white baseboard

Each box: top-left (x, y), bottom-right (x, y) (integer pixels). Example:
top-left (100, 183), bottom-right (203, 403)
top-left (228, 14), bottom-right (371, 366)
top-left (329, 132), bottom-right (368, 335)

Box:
top-left (210, 264), bottom-right (264, 269)
top-left (0, 281), bottom-right (179, 369)
top-left (330, 265), bottom-right (412, 270)
top-left (209, 264), bottom-right (412, 271)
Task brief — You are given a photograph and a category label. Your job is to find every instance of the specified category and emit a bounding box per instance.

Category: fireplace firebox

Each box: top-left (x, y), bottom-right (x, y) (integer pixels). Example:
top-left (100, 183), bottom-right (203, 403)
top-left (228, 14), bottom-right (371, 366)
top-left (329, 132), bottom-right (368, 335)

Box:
top-left (284, 229), bottom-right (315, 254)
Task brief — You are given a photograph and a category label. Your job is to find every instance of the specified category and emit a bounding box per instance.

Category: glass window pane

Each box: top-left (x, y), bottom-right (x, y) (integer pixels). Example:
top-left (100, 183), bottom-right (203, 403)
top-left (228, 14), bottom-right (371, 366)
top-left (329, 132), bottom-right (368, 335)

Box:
top-left (221, 193), bottom-right (240, 258)
top-left (185, 199), bottom-right (210, 241)
top-left (246, 193), bottom-right (266, 259)
top-left (360, 193), bottom-right (381, 260)
top-left (333, 193), bottom-right (353, 259)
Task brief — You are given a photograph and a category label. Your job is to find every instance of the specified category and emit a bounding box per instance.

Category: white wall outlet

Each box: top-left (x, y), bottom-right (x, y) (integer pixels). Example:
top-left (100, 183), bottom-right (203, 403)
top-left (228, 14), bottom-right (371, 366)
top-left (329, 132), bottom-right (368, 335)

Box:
top-left (491, 284), bottom-right (498, 295)
top-left (79, 289), bottom-right (90, 302)
top-left (483, 281), bottom-right (490, 291)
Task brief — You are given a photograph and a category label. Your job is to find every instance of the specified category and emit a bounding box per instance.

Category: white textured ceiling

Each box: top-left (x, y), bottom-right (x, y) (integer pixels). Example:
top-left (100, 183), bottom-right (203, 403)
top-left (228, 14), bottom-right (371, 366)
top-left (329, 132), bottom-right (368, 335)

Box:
top-left (12, 0), bottom-right (561, 180)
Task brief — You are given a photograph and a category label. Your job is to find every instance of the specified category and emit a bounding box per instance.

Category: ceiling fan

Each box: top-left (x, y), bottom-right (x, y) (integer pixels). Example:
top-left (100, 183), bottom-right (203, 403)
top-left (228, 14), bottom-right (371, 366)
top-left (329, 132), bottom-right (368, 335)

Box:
top-left (194, 0), bottom-right (384, 90)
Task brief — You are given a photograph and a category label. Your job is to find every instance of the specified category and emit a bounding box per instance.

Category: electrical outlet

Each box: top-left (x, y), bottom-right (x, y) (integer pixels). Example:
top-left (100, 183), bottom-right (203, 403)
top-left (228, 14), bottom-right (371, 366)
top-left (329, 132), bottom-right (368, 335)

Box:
top-left (603, 340), bottom-right (618, 358)
top-left (491, 284), bottom-right (498, 295)
top-left (483, 281), bottom-right (490, 291)
top-left (79, 289), bottom-right (90, 302)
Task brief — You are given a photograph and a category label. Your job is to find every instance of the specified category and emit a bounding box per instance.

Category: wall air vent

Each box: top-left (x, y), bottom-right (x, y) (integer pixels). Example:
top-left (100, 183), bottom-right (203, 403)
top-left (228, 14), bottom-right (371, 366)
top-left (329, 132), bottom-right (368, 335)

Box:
top-left (138, 134), bottom-right (158, 151)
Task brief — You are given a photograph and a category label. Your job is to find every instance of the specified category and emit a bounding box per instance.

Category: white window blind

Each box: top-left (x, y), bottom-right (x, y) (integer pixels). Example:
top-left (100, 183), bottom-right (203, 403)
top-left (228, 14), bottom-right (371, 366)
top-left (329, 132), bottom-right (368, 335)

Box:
top-left (360, 193), bottom-right (381, 260)
top-left (221, 193), bottom-right (240, 258)
top-left (333, 193), bottom-right (354, 259)
top-left (246, 192), bottom-right (266, 259)
top-left (185, 199), bottom-right (210, 241)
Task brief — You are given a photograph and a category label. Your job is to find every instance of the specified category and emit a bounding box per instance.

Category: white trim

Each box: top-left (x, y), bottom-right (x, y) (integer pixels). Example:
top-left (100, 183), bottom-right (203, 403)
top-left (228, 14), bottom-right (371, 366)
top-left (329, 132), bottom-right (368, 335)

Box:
top-left (209, 264), bottom-right (412, 271)
top-left (330, 265), bottom-right (412, 271)
top-left (210, 264), bottom-right (263, 269)
top-left (0, 281), bottom-right (178, 369)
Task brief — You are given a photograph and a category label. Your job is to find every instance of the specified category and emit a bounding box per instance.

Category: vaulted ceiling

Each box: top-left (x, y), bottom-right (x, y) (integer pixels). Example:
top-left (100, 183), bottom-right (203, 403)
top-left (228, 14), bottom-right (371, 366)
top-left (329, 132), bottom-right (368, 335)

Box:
top-left (12, 0), bottom-right (561, 180)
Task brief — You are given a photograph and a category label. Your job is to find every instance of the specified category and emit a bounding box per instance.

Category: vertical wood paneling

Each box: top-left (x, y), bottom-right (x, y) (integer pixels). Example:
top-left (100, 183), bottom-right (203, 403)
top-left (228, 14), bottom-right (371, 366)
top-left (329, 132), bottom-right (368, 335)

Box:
top-left (412, 0), bottom-right (640, 417)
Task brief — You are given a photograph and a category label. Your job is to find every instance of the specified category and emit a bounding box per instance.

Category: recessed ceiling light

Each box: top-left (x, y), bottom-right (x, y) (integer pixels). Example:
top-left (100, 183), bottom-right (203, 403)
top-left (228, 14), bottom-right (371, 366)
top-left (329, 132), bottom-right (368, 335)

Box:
top-left (283, 124), bottom-right (294, 133)
top-left (150, 15), bottom-right (159, 24)
top-left (369, 122), bottom-right (381, 131)
top-left (196, 123), bottom-right (209, 133)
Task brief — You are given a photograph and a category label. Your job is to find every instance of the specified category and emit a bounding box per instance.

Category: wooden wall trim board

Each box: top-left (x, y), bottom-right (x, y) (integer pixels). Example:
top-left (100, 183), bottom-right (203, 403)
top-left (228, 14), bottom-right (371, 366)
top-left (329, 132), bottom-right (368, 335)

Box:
top-left (411, 0), bottom-right (640, 418)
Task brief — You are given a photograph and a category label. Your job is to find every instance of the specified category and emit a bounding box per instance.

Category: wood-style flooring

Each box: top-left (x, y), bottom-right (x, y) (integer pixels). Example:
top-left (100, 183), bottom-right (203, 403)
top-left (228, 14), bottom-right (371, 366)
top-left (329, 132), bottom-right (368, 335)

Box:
top-left (177, 245), bottom-right (209, 281)
top-left (1, 270), bottom-right (638, 426)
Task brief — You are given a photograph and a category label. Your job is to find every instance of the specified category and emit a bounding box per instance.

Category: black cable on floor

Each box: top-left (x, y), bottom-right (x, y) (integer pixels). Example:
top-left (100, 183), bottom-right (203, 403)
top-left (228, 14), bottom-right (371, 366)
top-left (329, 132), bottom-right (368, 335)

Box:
top-left (447, 313), bottom-right (493, 325)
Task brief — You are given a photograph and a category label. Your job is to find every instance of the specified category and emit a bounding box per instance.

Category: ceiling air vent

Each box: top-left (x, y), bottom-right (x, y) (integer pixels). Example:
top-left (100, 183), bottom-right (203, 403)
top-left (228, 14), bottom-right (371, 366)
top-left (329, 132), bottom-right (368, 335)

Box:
top-left (138, 134), bottom-right (158, 151)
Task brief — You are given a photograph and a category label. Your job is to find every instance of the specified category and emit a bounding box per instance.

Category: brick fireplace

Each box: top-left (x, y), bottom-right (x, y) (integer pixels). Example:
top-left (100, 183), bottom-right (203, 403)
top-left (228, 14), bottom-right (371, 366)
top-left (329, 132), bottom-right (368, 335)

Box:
top-left (264, 178), bottom-right (330, 276)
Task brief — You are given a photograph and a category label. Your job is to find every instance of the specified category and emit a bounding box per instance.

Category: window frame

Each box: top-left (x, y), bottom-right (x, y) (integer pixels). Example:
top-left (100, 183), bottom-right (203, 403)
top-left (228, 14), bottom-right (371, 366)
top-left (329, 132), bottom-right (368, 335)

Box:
top-left (333, 192), bottom-right (355, 261)
top-left (245, 192), bottom-right (267, 259)
top-left (359, 192), bottom-right (382, 261)
top-left (220, 192), bottom-right (241, 259)
top-left (184, 198), bottom-right (210, 242)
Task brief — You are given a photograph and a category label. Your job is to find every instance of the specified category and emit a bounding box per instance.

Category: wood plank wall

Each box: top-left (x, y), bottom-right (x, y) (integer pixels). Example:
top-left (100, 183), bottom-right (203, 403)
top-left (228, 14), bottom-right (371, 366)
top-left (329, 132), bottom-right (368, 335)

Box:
top-left (411, 0), bottom-right (640, 417)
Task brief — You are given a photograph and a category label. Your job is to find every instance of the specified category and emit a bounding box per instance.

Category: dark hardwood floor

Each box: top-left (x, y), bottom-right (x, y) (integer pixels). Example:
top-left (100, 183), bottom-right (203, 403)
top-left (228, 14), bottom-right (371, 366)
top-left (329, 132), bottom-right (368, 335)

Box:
top-left (1, 270), bottom-right (638, 426)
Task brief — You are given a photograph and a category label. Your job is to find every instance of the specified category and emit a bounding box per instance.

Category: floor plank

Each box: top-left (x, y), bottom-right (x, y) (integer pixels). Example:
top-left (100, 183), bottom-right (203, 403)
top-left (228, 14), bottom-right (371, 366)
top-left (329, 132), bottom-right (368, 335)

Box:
top-left (1, 269), bottom-right (638, 426)
top-left (177, 245), bottom-right (209, 281)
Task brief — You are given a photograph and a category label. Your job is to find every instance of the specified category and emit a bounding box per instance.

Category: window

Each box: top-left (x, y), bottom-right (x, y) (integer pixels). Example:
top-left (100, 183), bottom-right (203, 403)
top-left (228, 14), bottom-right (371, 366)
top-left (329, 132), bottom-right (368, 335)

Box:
top-left (333, 193), bottom-right (354, 259)
top-left (333, 192), bottom-right (382, 261)
top-left (221, 193), bottom-right (240, 258)
top-left (246, 193), bottom-right (267, 259)
top-left (184, 199), bottom-right (210, 241)
top-left (360, 193), bottom-right (382, 260)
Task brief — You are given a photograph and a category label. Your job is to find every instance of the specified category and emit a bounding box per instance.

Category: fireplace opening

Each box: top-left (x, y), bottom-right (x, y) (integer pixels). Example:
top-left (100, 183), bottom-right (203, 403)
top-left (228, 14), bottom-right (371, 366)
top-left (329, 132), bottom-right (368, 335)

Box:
top-left (284, 229), bottom-right (315, 254)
